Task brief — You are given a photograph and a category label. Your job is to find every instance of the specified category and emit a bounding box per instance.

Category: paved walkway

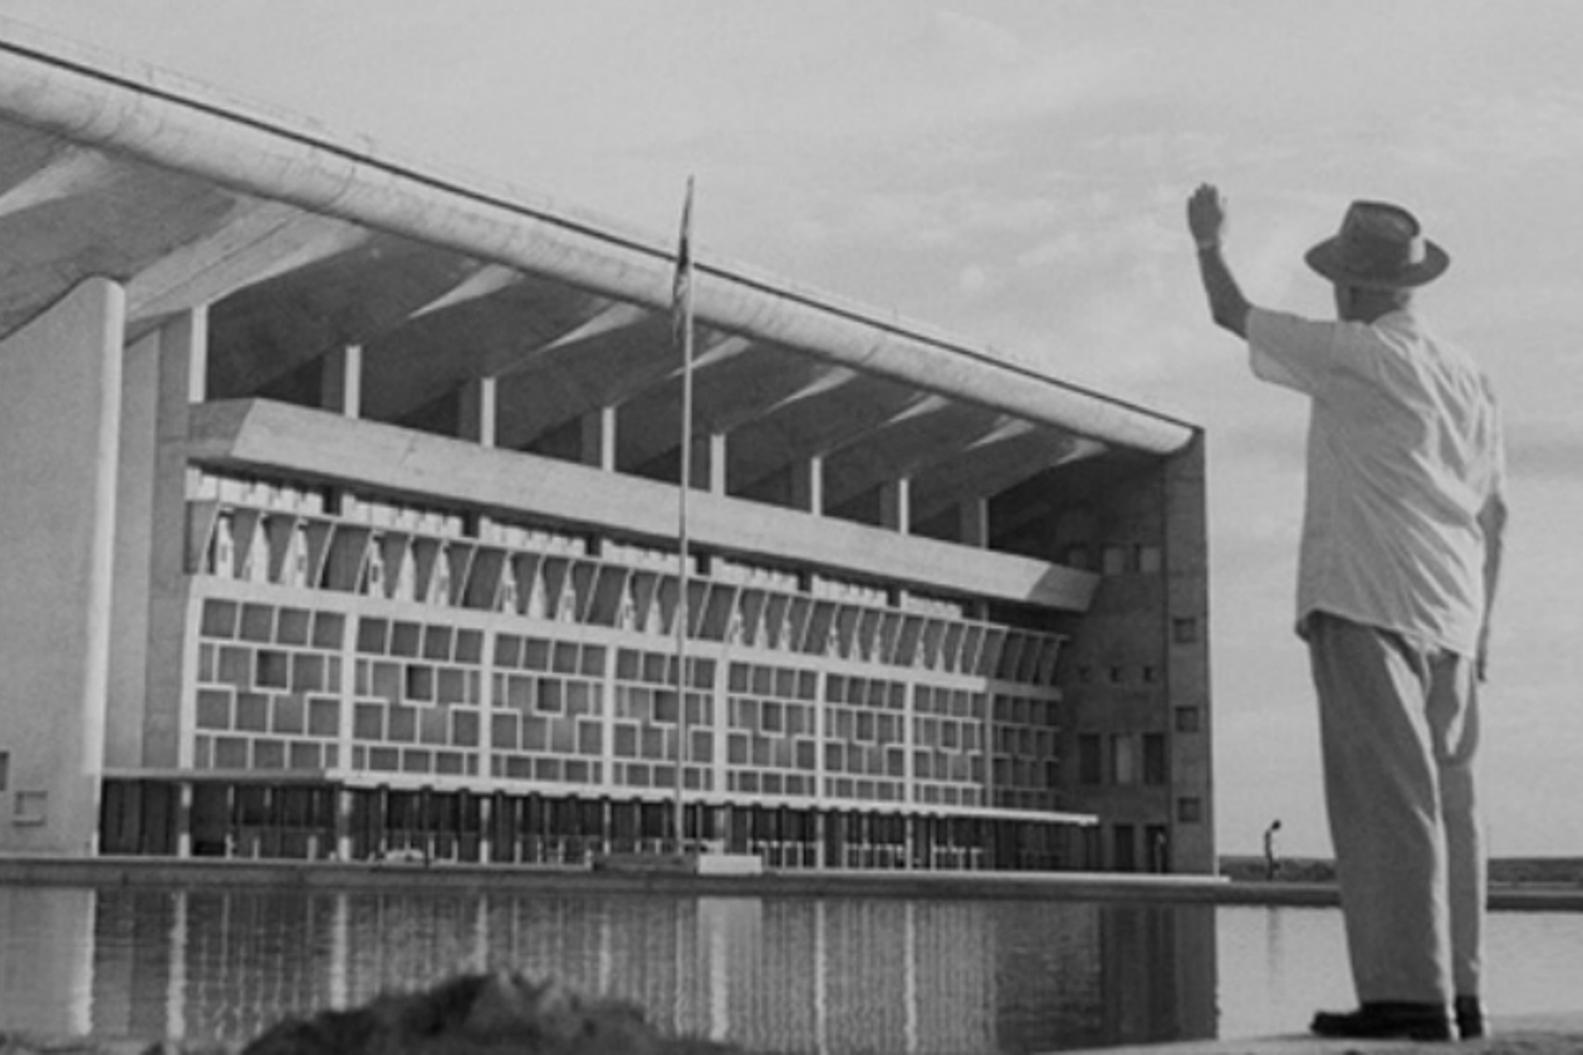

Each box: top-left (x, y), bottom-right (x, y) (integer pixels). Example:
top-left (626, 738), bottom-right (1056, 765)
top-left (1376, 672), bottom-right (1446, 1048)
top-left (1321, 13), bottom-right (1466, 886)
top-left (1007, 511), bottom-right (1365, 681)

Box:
top-left (1057, 1013), bottom-right (1583, 1055)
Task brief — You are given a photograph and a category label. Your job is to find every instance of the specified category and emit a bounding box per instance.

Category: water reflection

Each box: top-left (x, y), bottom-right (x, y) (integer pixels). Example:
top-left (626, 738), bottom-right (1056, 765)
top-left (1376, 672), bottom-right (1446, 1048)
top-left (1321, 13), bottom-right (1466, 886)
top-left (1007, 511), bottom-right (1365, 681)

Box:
top-left (0, 885), bottom-right (1216, 1054)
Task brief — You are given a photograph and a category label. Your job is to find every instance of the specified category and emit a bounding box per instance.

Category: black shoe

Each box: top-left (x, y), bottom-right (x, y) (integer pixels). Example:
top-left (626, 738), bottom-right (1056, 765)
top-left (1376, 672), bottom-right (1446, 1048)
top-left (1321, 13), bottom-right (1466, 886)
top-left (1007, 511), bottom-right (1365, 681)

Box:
top-left (1455, 996), bottom-right (1487, 1040)
top-left (1310, 1002), bottom-right (1454, 1041)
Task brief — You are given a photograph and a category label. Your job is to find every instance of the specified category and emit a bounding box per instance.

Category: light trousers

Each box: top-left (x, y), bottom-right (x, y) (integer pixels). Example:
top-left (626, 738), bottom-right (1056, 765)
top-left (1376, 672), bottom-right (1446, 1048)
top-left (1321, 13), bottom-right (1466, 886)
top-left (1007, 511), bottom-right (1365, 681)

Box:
top-left (1306, 612), bottom-right (1484, 1005)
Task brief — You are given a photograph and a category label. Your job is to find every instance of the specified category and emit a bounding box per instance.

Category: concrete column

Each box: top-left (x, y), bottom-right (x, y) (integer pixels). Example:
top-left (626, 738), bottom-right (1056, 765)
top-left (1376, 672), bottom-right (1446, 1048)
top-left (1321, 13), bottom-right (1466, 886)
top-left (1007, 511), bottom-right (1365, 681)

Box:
top-left (790, 455), bottom-right (823, 515)
top-left (879, 477), bottom-right (911, 534)
top-left (598, 632), bottom-right (617, 793)
top-left (144, 308), bottom-right (208, 770)
top-left (107, 330), bottom-right (159, 772)
top-left (460, 375), bottom-right (497, 447)
top-left (111, 307), bottom-right (207, 774)
top-left (478, 795), bottom-right (493, 864)
top-left (0, 277), bottom-right (126, 855)
top-left (335, 788), bottom-right (354, 861)
top-left (711, 653), bottom-right (729, 804)
top-left (706, 431), bottom-right (727, 495)
top-left (902, 681), bottom-right (917, 809)
top-left (175, 781), bottom-right (193, 858)
top-left (958, 497), bottom-right (989, 548)
top-left (321, 344), bottom-right (361, 417)
top-left (580, 405), bottom-right (615, 469)
top-left (182, 308), bottom-right (208, 405)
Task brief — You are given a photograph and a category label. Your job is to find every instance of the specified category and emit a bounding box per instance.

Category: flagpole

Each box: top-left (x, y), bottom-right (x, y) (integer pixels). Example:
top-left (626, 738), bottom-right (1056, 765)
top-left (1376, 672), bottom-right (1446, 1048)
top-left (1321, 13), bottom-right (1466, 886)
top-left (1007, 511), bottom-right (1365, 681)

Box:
top-left (672, 176), bottom-right (696, 857)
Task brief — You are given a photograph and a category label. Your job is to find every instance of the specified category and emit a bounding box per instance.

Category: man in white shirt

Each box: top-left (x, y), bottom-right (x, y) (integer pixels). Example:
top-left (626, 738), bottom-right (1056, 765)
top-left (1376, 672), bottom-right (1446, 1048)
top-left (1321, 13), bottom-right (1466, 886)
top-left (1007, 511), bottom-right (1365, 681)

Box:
top-left (1186, 186), bottom-right (1507, 1042)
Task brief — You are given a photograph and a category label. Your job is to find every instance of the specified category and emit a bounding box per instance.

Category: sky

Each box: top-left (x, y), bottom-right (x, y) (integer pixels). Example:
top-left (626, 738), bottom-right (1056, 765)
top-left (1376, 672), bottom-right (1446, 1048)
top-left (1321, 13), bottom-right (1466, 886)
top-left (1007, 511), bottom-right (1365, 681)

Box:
top-left (8, 0), bottom-right (1582, 856)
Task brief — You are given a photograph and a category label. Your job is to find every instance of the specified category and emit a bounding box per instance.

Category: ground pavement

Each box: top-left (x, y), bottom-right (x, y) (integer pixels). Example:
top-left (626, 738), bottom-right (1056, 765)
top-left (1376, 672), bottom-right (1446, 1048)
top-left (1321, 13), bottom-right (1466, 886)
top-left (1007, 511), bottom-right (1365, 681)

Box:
top-left (1059, 1013), bottom-right (1583, 1055)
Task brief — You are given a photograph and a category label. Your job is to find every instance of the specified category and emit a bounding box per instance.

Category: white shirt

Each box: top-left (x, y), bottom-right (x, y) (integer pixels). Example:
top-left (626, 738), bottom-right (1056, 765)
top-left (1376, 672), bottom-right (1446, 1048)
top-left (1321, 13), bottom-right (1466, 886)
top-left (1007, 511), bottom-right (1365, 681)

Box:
top-left (1247, 307), bottom-right (1504, 656)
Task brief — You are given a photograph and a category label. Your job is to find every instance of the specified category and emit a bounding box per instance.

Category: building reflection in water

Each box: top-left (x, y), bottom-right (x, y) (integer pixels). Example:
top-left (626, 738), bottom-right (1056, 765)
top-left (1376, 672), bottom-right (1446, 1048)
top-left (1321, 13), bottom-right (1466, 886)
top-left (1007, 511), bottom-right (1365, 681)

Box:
top-left (9, 886), bottom-right (1217, 1053)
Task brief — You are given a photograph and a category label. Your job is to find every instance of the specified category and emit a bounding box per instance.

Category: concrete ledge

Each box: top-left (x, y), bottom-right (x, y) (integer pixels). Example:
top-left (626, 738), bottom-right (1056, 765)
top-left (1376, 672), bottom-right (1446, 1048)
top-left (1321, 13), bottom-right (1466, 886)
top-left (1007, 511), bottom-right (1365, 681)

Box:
top-left (188, 397), bottom-right (1102, 612)
top-left (693, 852), bottom-right (765, 877)
top-left (592, 852), bottom-right (766, 877)
top-left (591, 852), bottom-right (695, 875)
top-left (2, 856), bottom-right (1580, 910)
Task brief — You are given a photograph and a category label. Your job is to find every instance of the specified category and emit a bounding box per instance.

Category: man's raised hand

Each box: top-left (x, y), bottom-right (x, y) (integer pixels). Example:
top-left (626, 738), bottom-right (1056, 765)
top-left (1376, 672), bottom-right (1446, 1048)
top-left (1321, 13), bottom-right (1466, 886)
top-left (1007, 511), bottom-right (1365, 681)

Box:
top-left (1188, 183), bottom-right (1227, 250)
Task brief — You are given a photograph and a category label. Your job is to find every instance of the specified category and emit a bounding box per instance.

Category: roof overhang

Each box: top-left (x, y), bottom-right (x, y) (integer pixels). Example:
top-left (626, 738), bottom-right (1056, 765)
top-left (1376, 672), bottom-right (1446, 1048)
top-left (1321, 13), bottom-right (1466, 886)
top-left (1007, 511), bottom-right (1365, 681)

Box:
top-left (0, 19), bottom-right (1204, 581)
top-left (0, 19), bottom-right (1194, 457)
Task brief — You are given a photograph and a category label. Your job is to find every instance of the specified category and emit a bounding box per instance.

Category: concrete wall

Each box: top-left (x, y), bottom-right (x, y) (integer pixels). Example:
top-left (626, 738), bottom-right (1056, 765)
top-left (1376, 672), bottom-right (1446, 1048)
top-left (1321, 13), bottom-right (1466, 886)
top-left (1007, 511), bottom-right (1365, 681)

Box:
top-left (1161, 437), bottom-right (1213, 874)
top-left (1048, 440), bottom-right (1215, 874)
top-left (0, 278), bottom-right (125, 853)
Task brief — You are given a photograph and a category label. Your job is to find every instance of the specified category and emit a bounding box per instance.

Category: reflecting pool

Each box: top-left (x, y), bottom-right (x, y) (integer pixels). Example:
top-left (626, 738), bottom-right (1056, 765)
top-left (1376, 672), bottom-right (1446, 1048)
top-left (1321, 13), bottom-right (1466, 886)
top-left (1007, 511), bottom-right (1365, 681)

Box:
top-left (1, 886), bottom-right (1580, 1052)
top-left (0, 886), bottom-right (1214, 1053)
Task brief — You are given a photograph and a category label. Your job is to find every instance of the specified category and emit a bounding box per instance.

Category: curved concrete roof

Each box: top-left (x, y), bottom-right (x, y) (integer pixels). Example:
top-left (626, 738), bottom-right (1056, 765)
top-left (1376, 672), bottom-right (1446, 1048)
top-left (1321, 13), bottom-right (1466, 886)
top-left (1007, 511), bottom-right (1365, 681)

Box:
top-left (0, 21), bottom-right (1193, 439)
top-left (0, 18), bottom-right (1195, 540)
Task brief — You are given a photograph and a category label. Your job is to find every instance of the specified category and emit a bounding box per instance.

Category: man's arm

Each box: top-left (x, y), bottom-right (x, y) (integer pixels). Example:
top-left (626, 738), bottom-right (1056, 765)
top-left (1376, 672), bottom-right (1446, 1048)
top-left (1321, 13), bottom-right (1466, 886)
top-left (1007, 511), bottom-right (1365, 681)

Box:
top-left (1476, 490), bottom-right (1508, 682)
top-left (1187, 183), bottom-right (1252, 338)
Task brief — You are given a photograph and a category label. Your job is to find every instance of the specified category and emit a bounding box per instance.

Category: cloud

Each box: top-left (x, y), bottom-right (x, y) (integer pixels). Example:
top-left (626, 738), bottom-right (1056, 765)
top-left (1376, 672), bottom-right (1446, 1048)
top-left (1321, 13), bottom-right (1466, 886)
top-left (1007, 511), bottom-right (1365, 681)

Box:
top-left (956, 264), bottom-right (992, 296)
top-left (933, 9), bottom-right (1024, 66)
top-left (1403, 88), bottom-right (1583, 172)
top-left (842, 187), bottom-right (1068, 249)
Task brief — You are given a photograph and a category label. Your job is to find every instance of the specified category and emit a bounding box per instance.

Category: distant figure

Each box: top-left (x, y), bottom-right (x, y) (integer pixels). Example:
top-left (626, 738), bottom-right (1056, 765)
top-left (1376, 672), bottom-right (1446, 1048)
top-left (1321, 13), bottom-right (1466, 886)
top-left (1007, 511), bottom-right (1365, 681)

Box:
top-left (1263, 819), bottom-right (1282, 881)
top-left (1187, 186), bottom-right (1507, 1043)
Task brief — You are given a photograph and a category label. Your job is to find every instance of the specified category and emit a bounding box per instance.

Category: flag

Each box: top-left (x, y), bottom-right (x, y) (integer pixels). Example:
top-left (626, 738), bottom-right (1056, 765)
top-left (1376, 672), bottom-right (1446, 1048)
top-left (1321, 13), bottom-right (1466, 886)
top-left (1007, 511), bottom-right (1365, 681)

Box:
top-left (672, 175), bottom-right (695, 359)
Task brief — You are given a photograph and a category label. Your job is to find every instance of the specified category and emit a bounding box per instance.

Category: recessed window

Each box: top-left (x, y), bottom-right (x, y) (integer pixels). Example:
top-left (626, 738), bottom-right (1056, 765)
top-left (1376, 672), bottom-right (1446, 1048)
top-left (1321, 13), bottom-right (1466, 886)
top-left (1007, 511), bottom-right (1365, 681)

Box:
top-left (1101, 545), bottom-right (1128, 575)
top-left (1175, 706), bottom-right (1201, 733)
top-left (1078, 734), bottom-right (1102, 784)
top-left (1177, 796), bottom-right (1203, 824)
top-left (1113, 823), bottom-right (1137, 872)
top-left (1137, 545), bottom-right (1163, 574)
top-left (1143, 733), bottom-right (1169, 786)
top-left (0, 750), bottom-right (9, 791)
top-left (1173, 617), bottom-right (1199, 645)
top-left (13, 790), bottom-right (47, 825)
top-left (1110, 734), bottom-right (1136, 785)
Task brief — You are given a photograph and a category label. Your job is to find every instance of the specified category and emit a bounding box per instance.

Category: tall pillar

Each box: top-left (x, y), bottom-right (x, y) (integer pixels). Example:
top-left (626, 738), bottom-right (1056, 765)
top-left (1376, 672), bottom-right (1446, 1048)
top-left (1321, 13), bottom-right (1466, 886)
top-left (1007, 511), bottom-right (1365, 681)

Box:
top-left (175, 781), bottom-right (193, 858)
top-left (958, 497), bottom-right (989, 548)
top-left (335, 788), bottom-right (354, 861)
top-left (790, 455), bottom-right (823, 515)
top-left (879, 477), bottom-right (911, 534)
top-left (580, 405), bottom-right (615, 469)
top-left (461, 375), bottom-right (497, 447)
top-left (478, 794), bottom-right (493, 864)
top-left (706, 432), bottom-right (727, 494)
top-left (322, 344), bottom-right (362, 417)
top-left (0, 277), bottom-right (126, 854)
top-left (143, 308), bottom-right (208, 770)
top-left (107, 322), bottom-right (163, 771)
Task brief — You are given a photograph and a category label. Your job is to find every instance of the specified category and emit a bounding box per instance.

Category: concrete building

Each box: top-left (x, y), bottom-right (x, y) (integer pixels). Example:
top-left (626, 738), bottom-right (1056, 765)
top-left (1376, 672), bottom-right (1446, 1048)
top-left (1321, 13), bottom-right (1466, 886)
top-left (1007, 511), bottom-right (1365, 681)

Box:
top-left (0, 22), bottom-right (1212, 873)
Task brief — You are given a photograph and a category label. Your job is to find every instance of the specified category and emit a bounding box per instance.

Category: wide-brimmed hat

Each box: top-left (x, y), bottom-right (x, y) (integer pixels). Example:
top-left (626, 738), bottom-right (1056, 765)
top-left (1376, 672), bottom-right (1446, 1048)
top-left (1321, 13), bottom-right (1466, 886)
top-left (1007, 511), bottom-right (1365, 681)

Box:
top-left (1304, 200), bottom-right (1449, 289)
